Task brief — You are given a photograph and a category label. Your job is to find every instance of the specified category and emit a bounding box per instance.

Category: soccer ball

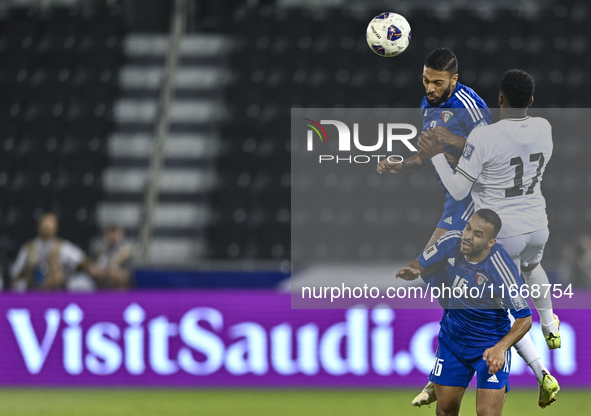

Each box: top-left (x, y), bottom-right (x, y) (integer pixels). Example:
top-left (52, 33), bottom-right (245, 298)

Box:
top-left (366, 12), bottom-right (411, 57)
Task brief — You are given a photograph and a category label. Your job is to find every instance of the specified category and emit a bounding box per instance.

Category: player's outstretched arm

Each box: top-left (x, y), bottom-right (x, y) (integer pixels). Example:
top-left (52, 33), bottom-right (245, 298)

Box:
top-left (396, 266), bottom-right (421, 280)
top-left (395, 259), bottom-right (424, 280)
top-left (396, 258), bottom-right (446, 280)
top-left (483, 315), bottom-right (532, 374)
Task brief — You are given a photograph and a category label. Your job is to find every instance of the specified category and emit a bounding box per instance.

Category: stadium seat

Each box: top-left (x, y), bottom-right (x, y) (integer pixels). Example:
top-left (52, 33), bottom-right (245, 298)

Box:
top-left (0, 5), bottom-right (124, 262)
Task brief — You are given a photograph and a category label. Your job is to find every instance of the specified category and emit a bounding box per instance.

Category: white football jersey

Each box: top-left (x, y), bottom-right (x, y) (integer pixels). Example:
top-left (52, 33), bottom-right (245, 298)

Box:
top-left (455, 116), bottom-right (553, 238)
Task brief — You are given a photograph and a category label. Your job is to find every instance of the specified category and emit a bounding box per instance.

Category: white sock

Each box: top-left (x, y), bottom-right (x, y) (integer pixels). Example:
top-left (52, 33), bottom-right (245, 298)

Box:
top-left (514, 333), bottom-right (547, 382)
top-left (522, 265), bottom-right (557, 334)
top-left (510, 314), bottom-right (547, 382)
top-left (527, 357), bottom-right (547, 382)
top-left (540, 311), bottom-right (558, 336)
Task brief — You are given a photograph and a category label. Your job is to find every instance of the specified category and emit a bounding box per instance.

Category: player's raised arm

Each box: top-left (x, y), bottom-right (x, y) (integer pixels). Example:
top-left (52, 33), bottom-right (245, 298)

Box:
top-left (396, 230), bottom-right (460, 280)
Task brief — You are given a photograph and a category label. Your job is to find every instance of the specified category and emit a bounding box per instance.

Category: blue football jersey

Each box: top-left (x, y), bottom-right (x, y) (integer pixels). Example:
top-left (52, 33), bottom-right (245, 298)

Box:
top-left (421, 83), bottom-right (493, 202)
top-left (418, 231), bottom-right (532, 347)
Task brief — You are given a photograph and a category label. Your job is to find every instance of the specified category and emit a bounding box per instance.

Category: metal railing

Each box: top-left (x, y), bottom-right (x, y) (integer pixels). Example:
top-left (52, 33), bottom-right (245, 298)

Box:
top-left (137, 0), bottom-right (187, 263)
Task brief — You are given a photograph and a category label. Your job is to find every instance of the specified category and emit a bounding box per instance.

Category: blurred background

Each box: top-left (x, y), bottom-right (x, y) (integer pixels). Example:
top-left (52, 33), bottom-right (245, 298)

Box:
top-left (1, 0), bottom-right (589, 291)
top-left (0, 0), bottom-right (590, 414)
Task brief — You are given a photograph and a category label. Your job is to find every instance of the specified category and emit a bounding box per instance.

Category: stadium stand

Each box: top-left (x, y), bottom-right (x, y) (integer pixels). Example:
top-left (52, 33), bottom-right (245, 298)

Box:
top-left (0, 1), bottom-right (589, 286)
top-left (0, 5), bottom-right (123, 273)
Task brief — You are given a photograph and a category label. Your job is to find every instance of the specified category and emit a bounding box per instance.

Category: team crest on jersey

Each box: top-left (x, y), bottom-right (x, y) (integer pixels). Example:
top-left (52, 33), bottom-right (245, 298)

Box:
top-left (462, 142), bottom-right (475, 160)
top-left (476, 272), bottom-right (488, 286)
top-left (441, 110), bottom-right (454, 123)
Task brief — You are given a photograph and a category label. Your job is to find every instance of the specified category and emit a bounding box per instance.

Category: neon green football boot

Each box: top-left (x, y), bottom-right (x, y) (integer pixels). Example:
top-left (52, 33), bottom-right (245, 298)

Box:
top-left (543, 314), bottom-right (561, 350)
top-left (538, 371), bottom-right (560, 408)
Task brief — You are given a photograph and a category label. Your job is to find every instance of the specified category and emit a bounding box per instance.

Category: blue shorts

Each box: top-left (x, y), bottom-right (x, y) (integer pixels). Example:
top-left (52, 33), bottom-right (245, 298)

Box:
top-left (429, 333), bottom-right (511, 391)
top-left (437, 195), bottom-right (475, 230)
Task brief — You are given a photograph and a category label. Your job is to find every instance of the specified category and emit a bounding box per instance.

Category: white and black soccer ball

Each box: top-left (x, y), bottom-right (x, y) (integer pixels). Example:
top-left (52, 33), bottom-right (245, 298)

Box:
top-left (366, 12), bottom-right (411, 57)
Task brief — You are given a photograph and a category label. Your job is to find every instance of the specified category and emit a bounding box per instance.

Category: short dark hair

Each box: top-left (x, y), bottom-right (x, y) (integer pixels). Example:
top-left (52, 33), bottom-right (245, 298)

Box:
top-left (425, 48), bottom-right (458, 74)
top-left (473, 209), bottom-right (502, 238)
top-left (500, 69), bottom-right (535, 108)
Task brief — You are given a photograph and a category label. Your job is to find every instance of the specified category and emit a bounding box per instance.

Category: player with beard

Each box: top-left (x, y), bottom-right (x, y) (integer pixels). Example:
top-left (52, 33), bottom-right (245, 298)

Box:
top-left (378, 48), bottom-right (494, 406)
top-left (378, 48), bottom-right (492, 301)
top-left (377, 50), bottom-right (556, 408)
top-left (419, 69), bottom-right (562, 407)
top-left (396, 209), bottom-right (534, 416)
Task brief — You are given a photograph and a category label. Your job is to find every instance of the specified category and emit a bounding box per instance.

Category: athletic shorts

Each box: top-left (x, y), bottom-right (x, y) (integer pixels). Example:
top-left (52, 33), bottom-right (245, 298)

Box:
top-left (437, 195), bottom-right (475, 230)
top-left (428, 333), bottom-right (511, 391)
top-left (496, 227), bottom-right (549, 269)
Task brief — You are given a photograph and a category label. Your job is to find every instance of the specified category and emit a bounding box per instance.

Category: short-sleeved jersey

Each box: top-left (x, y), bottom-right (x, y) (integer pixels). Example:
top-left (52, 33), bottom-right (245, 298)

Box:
top-left (454, 116), bottom-right (553, 238)
top-left (421, 83), bottom-right (493, 202)
top-left (418, 231), bottom-right (531, 347)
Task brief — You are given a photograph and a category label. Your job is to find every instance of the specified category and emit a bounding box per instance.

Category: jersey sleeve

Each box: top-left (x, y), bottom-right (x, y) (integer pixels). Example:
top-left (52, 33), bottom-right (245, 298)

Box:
top-left (465, 107), bottom-right (492, 135)
top-left (418, 231), bottom-right (461, 269)
top-left (454, 128), bottom-right (485, 184)
top-left (489, 249), bottom-right (532, 318)
top-left (431, 152), bottom-right (474, 201)
top-left (454, 96), bottom-right (492, 136)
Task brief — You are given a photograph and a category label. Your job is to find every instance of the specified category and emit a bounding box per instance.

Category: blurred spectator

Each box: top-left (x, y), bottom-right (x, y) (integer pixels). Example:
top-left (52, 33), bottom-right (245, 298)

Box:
top-left (88, 225), bottom-right (133, 289)
top-left (559, 235), bottom-right (591, 288)
top-left (10, 213), bottom-right (88, 291)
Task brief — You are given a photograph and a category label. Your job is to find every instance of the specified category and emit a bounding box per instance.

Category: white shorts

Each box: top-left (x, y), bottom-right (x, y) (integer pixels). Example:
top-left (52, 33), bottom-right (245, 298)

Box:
top-left (496, 227), bottom-right (549, 271)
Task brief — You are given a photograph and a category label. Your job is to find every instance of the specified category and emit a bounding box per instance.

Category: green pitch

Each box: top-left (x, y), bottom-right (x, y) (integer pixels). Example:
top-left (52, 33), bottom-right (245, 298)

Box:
top-left (0, 389), bottom-right (589, 416)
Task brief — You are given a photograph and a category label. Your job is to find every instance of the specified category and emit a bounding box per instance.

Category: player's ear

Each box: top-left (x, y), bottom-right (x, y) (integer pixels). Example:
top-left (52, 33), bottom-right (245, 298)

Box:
top-left (488, 238), bottom-right (496, 249)
top-left (498, 95), bottom-right (503, 107)
top-left (529, 96), bottom-right (534, 107)
top-left (451, 73), bottom-right (459, 85)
